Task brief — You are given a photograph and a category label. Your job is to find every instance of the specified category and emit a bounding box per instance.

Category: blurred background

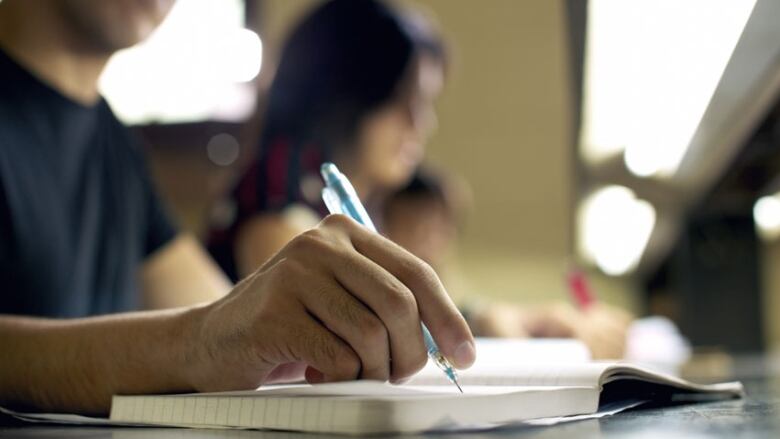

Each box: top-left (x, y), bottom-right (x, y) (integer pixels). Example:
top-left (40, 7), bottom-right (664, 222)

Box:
top-left (100, 0), bottom-right (780, 358)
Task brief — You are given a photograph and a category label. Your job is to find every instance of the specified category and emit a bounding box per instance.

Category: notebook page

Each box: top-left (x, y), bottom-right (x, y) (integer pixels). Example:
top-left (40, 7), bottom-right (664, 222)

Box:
top-left (110, 385), bottom-right (599, 434)
top-left (469, 338), bottom-right (591, 365)
top-left (163, 380), bottom-right (473, 398)
top-left (409, 362), bottom-right (613, 388)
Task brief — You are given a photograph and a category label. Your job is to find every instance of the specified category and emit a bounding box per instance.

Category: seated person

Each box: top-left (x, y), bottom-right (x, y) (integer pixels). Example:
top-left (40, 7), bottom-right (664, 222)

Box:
top-left (208, 0), bottom-right (447, 278)
top-left (382, 167), bottom-right (465, 272)
top-left (0, 0), bottom-right (474, 415)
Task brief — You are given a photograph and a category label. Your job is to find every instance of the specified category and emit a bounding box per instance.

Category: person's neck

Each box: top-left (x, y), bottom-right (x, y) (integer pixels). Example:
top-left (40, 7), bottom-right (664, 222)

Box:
top-left (0, 3), bottom-right (111, 105)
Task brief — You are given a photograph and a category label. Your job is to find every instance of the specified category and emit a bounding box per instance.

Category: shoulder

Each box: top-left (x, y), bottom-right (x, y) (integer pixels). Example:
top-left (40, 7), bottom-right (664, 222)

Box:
top-left (280, 203), bottom-right (322, 230)
top-left (237, 204), bottom-right (320, 242)
top-left (232, 204), bottom-right (319, 275)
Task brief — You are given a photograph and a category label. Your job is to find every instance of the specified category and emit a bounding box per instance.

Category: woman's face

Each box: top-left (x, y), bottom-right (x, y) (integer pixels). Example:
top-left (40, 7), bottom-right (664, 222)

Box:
top-left (355, 55), bottom-right (444, 191)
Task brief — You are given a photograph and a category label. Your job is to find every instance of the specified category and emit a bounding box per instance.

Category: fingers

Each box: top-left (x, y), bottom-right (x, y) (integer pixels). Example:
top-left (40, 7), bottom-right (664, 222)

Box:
top-left (583, 305), bottom-right (629, 359)
top-left (322, 249), bottom-right (429, 381)
top-left (533, 303), bottom-right (628, 359)
top-left (529, 304), bottom-right (578, 338)
top-left (282, 225), bottom-right (425, 381)
top-left (248, 213), bottom-right (473, 388)
top-left (297, 275), bottom-right (393, 381)
top-left (280, 311), bottom-right (362, 383)
top-left (318, 215), bottom-right (475, 369)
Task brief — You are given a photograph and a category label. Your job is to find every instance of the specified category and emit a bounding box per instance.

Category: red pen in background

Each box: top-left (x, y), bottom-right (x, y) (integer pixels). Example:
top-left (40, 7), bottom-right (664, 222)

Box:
top-left (566, 266), bottom-right (597, 310)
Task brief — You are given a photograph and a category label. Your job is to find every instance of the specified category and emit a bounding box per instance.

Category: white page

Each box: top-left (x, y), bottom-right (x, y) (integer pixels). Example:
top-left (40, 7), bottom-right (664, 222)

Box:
top-left (111, 381), bottom-right (576, 399)
top-left (106, 385), bottom-right (600, 434)
top-left (410, 361), bottom-right (613, 387)
top-left (470, 338), bottom-right (591, 365)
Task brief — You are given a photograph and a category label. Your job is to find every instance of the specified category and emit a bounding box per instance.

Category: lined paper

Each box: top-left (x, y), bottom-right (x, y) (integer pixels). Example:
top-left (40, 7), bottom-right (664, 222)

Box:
top-left (108, 363), bottom-right (743, 434)
top-left (109, 384), bottom-right (599, 434)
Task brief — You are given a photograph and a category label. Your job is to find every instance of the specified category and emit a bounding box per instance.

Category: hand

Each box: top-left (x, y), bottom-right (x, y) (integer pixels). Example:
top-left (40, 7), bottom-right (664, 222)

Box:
top-left (471, 301), bottom-right (632, 359)
top-left (185, 214), bottom-right (476, 392)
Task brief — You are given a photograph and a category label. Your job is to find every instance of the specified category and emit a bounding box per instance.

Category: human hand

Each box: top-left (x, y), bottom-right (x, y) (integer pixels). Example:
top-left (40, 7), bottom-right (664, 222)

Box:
top-left (185, 214), bottom-right (475, 392)
top-left (471, 301), bottom-right (632, 359)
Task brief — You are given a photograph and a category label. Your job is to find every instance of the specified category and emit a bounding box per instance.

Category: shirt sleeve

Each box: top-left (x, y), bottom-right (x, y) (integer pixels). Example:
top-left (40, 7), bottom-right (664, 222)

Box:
top-left (142, 174), bottom-right (178, 257)
top-left (126, 134), bottom-right (178, 257)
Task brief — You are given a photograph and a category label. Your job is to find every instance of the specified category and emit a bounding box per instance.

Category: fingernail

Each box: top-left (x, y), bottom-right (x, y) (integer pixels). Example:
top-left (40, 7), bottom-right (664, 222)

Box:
top-left (306, 367), bottom-right (325, 384)
top-left (453, 340), bottom-right (476, 368)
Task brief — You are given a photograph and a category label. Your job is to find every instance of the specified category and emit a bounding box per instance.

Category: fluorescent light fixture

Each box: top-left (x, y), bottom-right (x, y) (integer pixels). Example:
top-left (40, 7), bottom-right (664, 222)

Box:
top-left (99, 0), bottom-right (262, 124)
top-left (580, 0), bottom-right (756, 178)
top-left (577, 186), bottom-right (656, 276)
top-left (754, 195), bottom-right (780, 240)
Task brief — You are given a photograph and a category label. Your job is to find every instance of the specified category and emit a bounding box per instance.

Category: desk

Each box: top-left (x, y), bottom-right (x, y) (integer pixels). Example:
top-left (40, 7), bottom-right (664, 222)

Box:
top-left (2, 378), bottom-right (778, 438)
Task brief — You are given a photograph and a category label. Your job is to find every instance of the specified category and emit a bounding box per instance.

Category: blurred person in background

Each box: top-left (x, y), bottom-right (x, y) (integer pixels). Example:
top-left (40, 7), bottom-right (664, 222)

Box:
top-left (0, 0), bottom-right (475, 415)
top-left (382, 167), bottom-right (464, 273)
top-left (208, 0), bottom-right (445, 277)
top-left (383, 167), bottom-right (632, 359)
top-left (208, 0), bottom-right (631, 358)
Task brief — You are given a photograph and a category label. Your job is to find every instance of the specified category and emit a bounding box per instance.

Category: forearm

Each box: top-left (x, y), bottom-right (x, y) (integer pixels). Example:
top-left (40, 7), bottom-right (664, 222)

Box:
top-left (0, 306), bottom-right (204, 415)
top-left (141, 235), bottom-right (232, 310)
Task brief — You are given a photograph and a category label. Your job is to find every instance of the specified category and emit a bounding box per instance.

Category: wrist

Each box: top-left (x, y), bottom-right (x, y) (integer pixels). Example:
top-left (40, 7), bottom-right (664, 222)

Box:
top-left (170, 303), bottom-right (211, 392)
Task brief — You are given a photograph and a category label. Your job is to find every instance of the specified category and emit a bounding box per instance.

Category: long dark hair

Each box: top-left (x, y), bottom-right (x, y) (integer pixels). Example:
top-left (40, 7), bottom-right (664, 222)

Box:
top-left (260, 0), bottom-right (445, 154)
top-left (208, 0), bottom-right (445, 280)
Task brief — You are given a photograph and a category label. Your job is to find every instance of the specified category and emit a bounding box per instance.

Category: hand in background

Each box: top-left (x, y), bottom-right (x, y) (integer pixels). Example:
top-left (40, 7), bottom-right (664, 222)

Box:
top-left (470, 301), bottom-right (633, 359)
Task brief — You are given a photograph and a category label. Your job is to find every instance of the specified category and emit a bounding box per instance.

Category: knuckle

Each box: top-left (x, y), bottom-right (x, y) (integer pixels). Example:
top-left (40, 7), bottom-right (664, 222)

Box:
top-left (320, 213), bottom-right (353, 230)
top-left (384, 281), bottom-right (418, 320)
top-left (360, 315), bottom-right (389, 348)
top-left (287, 229), bottom-right (333, 255)
top-left (403, 257), bottom-right (440, 290)
top-left (290, 229), bottom-right (320, 249)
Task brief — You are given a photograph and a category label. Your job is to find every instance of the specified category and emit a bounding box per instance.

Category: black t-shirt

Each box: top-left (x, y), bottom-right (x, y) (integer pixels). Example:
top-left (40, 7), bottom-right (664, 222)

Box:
top-left (0, 49), bottom-right (177, 317)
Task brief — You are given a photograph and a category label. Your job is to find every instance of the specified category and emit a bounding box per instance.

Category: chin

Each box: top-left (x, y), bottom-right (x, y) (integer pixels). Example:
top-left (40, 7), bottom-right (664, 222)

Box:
top-left (101, 11), bottom-right (165, 49)
top-left (64, 0), bottom-right (173, 51)
top-left (382, 167), bottom-right (416, 190)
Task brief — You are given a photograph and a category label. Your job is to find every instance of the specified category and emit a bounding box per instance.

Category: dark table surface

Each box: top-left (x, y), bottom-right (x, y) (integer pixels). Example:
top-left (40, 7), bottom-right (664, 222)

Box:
top-left (2, 371), bottom-right (779, 438)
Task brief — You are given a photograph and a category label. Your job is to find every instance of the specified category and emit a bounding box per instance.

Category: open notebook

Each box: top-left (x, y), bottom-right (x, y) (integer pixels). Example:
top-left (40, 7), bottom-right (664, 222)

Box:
top-left (1, 340), bottom-right (742, 435)
top-left (103, 362), bottom-right (742, 434)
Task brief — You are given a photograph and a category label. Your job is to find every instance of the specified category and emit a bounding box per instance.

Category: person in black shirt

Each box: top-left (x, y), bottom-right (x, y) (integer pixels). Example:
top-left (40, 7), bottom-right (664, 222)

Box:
top-left (0, 48), bottom-right (180, 317)
top-left (0, 0), bottom-right (475, 415)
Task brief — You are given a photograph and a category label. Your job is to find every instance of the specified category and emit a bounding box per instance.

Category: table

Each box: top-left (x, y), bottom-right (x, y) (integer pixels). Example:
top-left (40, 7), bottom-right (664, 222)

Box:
top-left (2, 378), bottom-right (779, 438)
